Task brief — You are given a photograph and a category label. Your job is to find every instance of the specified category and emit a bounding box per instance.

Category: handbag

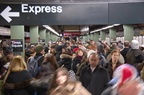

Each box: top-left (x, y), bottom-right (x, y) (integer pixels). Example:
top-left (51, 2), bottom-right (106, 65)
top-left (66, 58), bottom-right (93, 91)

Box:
top-left (69, 60), bottom-right (77, 81)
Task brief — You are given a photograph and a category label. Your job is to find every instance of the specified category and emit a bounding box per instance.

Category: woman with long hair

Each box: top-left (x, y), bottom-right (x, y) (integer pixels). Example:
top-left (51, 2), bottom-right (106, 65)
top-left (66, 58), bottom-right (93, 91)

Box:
top-left (105, 49), bottom-right (123, 79)
top-left (3, 56), bottom-right (34, 95)
top-left (31, 53), bottom-right (59, 95)
top-left (48, 67), bottom-right (91, 95)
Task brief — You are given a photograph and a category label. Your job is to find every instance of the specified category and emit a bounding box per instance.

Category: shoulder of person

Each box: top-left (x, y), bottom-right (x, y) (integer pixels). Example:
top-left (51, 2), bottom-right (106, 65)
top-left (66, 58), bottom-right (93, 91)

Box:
top-left (98, 66), bottom-right (108, 73)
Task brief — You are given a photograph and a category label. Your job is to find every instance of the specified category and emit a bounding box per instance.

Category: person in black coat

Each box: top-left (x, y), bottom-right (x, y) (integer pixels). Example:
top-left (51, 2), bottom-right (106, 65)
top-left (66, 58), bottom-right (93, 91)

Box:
top-left (79, 53), bottom-right (110, 95)
top-left (120, 41), bottom-right (130, 63)
top-left (31, 53), bottom-right (59, 95)
top-left (58, 47), bottom-right (73, 71)
top-left (55, 41), bottom-right (64, 62)
top-left (3, 56), bottom-right (34, 95)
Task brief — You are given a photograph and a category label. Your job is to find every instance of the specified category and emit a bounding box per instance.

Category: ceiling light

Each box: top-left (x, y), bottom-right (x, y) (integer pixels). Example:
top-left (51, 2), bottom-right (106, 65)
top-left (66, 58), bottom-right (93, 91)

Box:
top-left (90, 24), bottom-right (120, 33)
top-left (43, 25), bottom-right (59, 36)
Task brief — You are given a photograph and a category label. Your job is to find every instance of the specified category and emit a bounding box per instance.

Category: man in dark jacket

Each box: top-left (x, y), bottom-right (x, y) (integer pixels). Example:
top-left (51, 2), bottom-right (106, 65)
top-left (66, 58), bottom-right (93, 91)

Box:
top-left (120, 41), bottom-right (130, 63)
top-left (79, 52), bottom-right (110, 95)
top-left (126, 40), bottom-right (142, 66)
top-left (27, 44), bottom-right (44, 77)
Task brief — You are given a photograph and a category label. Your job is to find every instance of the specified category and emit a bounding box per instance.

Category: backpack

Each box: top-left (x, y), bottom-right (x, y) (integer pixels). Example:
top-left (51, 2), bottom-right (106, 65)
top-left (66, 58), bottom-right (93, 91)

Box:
top-left (27, 56), bottom-right (42, 77)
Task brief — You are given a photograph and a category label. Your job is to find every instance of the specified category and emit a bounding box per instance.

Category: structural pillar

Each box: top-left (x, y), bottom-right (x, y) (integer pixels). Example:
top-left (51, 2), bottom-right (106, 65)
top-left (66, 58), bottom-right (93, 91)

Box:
top-left (123, 25), bottom-right (134, 41)
top-left (92, 34), bottom-right (95, 41)
top-left (30, 26), bottom-right (39, 44)
top-left (39, 29), bottom-right (46, 44)
top-left (11, 25), bottom-right (25, 57)
top-left (46, 31), bottom-right (50, 43)
top-left (100, 31), bottom-right (106, 41)
top-left (94, 32), bottom-right (99, 42)
top-left (109, 28), bottom-right (116, 42)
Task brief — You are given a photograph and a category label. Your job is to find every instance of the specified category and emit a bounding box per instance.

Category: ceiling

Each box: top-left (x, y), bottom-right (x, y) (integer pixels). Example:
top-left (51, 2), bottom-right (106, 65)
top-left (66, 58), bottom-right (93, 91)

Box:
top-left (1, 0), bottom-right (144, 3)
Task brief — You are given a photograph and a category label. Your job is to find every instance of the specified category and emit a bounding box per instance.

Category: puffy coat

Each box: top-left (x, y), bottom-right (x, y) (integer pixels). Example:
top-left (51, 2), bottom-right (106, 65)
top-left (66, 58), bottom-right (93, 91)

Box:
top-left (58, 54), bottom-right (72, 71)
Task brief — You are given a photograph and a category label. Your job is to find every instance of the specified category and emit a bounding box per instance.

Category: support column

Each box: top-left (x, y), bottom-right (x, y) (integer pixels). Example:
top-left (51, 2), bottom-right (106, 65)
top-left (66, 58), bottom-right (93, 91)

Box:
top-left (94, 32), bottom-right (99, 42)
top-left (100, 31), bottom-right (106, 41)
top-left (92, 34), bottom-right (95, 41)
top-left (90, 34), bottom-right (92, 40)
top-left (83, 36), bottom-right (86, 41)
top-left (39, 29), bottom-right (46, 44)
top-left (11, 25), bottom-right (25, 57)
top-left (123, 25), bottom-right (134, 41)
top-left (46, 31), bottom-right (50, 44)
top-left (86, 34), bottom-right (89, 41)
top-left (109, 28), bottom-right (116, 42)
top-left (30, 26), bottom-right (39, 44)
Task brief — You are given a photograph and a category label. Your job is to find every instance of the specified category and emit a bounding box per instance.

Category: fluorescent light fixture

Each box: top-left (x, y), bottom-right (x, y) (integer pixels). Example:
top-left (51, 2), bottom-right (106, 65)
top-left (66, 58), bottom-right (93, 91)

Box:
top-left (90, 24), bottom-right (120, 33)
top-left (43, 25), bottom-right (59, 36)
top-left (114, 24), bottom-right (120, 26)
top-left (59, 34), bottom-right (62, 37)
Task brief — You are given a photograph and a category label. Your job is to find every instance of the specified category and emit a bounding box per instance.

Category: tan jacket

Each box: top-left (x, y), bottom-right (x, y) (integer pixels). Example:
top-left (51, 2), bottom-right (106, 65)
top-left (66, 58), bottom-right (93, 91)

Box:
top-left (50, 81), bottom-right (91, 95)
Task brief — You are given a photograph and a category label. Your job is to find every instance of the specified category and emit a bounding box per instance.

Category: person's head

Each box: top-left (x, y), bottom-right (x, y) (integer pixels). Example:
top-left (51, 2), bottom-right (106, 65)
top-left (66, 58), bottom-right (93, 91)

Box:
top-left (30, 47), bottom-right (35, 52)
top-left (56, 68), bottom-right (69, 85)
top-left (111, 44), bottom-right (119, 51)
top-left (131, 40), bottom-right (139, 49)
top-left (1, 55), bottom-right (14, 66)
top-left (76, 49), bottom-right (84, 56)
top-left (124, 41), bottom-right (130, 48)
top-left (90, 40), bottom-right (95, 45)
top-left (35, 44), bottom-right (45, 55)
top-left (109, 64), bottom-right (139, 95)
top-left (78, 43), bottom-right (83, 49)
top-left (3, 56), bottom-right (27, 84)
top-left (3, 46), bottom-right (13, 56)
top-left (89, 53), bottom-right (100, 68)
top-left (43, 53), bottom-right (59, 69)
top-left (86, 44), bottom-right (97, 53)
top-left (10, 56), bottom-right (27, 72)
top-left (109, 64), bottom-right (138, 87)
top-left (110, 49), bottom-right (120, 62)
top-left (58, 41), bottom-right (63, 45)
top-left (51, 67), bottom-right (69, 87)
top-left (62, 47), bottom-right (72, 55)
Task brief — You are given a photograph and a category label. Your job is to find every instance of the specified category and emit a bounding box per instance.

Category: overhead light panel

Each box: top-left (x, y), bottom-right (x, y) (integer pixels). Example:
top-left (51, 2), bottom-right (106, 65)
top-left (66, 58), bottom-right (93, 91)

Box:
top-left (90, 24), bottom-right (120, 33)
top-left (43, 25), bottom-right (59, 36)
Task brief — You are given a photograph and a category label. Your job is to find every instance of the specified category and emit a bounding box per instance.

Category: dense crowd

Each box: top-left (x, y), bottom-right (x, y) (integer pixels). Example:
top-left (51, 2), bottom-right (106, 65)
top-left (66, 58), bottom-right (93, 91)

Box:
top-left (0, 39), bottom-right (144, 95)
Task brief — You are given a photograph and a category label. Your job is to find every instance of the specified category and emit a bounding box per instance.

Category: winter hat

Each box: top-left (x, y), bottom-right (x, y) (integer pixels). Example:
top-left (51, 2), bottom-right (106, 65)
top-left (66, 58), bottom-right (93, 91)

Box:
top-left (131, 40), bottom-right (139, 49)
top-left (87, 50), bottom-right (96, 58)
top-left (108, 64), bottom-right (138, 86)
top-left (35, 45), bottom-right (43, 53)
top-left (73, 48), bottom-right (79, 53)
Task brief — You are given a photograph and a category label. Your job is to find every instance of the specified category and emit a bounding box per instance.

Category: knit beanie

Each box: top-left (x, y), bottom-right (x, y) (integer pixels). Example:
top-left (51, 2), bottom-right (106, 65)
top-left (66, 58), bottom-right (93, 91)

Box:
top-left (131, 40), bottom-right (139, 49)
top-left (87, 50), bottom-right (96, 58)
top-left (35, 45), bottom-right (43, 53)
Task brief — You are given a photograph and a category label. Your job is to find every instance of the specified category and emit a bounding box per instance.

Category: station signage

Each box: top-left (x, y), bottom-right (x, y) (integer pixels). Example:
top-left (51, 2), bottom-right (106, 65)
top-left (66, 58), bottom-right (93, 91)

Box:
top-left (0, 2), bottom-right (144, 25)
top-left (0, 3), bottom-right (108, 25)
top-left (11, 39), bottom-right (23, 52)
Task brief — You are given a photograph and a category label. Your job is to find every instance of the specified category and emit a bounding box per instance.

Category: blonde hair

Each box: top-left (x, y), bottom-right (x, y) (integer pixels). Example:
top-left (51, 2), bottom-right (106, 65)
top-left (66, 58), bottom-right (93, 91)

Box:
top-left (3, 56), bottom-right (27, 84)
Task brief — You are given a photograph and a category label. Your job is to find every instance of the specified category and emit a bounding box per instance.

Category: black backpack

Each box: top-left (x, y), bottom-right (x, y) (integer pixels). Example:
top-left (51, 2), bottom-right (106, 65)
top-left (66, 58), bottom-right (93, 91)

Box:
top-left (27, 56), bottom-right (42, 77)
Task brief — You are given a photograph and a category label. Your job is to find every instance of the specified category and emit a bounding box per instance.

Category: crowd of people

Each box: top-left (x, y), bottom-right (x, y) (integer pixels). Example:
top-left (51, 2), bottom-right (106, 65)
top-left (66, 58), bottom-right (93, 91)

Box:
top-left (0, 39), bottom-right (144, 95)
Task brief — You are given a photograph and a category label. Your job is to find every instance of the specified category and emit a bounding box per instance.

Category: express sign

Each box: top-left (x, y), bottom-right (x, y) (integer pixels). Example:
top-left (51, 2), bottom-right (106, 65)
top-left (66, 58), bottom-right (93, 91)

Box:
top-left (0, 4), bottom-right (63, 23)
top-left (0, 3), bottom-right (144, 25)
top-left (21, 4), bottom-right (62, 15)
top-left (0, 3), bottom-right (108, 25)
